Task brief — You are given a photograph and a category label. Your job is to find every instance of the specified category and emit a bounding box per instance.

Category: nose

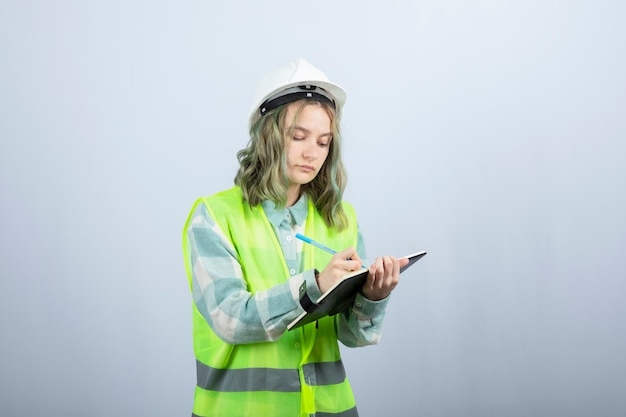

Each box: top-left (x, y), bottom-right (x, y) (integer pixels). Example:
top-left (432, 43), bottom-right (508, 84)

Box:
top-left (302, 141), bottom-right (318, 160)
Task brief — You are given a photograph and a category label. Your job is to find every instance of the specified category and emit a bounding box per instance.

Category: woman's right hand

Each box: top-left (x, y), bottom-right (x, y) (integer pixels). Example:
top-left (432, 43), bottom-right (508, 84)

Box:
top-left (316, 247), bottom-right (363, 294)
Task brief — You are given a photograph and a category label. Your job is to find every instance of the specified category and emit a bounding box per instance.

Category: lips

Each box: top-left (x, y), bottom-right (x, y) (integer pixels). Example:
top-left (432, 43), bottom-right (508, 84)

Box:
top-left (298, 165), bottom-right (315, 172)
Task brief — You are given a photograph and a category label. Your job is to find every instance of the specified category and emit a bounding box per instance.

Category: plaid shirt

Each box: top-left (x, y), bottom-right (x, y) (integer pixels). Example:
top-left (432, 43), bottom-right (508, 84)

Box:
top-left (185, 193), bottom-right (389, 347)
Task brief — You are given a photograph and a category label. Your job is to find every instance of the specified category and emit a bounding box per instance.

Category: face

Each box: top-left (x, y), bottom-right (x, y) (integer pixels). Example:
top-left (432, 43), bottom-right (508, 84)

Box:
top-left (283, 101), bottom-right (332, 202)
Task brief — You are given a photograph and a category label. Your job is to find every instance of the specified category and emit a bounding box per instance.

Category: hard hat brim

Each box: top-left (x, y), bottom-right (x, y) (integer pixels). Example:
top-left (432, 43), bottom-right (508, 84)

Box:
top-left (249, 79), bottom-right (346, 128)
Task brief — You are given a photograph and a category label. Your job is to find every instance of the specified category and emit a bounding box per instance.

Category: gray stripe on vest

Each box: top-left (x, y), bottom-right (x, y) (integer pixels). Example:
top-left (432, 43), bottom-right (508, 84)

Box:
top-left (196, 359), bottom-right (347, 392)
top-left (315, 406), bottom-right (359, 417)
top-left (302, 360), bottom-right (347, 386)
top-left (197, 360), bottom-right (300, 392)
top-left (194, 407), bottom-right (358, 417)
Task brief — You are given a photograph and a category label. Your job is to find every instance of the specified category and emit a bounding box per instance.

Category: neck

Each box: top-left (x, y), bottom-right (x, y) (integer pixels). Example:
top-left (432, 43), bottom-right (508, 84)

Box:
top-left (286, 185), bottom-right (301, 207)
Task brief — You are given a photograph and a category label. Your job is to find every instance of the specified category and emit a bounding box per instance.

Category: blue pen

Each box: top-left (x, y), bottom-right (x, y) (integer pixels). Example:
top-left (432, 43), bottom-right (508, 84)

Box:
top-left (295, 233), bottom-right (337, 255)
top-left (295, 233), bottom-right (367, 269)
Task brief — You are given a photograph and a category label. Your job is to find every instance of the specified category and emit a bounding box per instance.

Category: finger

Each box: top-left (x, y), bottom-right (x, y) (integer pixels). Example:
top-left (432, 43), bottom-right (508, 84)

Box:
top-left (337, 246), bottom-right (357, 258)
top-left (393, 256), bottom-right (402, 278)
top-left (347, 247), bottom-right (361, 262)
top-left (339, 260), bottom-right (361, 273)
top-left (379, 256), bottom-right (399, 289)
top-left (374, 257), bottom-right (385, 289)
top-left (398, 257), bottom-right (410, 269)
top-left (336, 247), bottom-right (363, 271)
top-left (364, 261), bottom-right (376, 289)
top-left (377, 256), bottom-right (390, 289)
top-left (388, 257), bottom-right (400, 291)
top-left (383, 256), bottom-right (394, 278)
top-left (347, 259), bottom-right (362, 271)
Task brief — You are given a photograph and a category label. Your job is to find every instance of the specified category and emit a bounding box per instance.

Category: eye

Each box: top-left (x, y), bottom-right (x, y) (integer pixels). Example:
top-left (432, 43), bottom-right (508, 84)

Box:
top-left (293, 136), bottom-right (305, 141)
top-left (317, 141), bottom-right (329, 148)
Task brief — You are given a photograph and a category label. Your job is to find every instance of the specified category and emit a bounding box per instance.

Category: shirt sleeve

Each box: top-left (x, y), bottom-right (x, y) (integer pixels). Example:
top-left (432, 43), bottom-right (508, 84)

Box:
top-left (186, 201), bottom-right (311, 344)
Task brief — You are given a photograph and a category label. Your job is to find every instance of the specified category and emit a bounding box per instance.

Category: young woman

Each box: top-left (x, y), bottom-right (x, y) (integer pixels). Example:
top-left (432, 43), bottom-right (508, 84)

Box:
top-left (183, 58), bottom-right (408, 417)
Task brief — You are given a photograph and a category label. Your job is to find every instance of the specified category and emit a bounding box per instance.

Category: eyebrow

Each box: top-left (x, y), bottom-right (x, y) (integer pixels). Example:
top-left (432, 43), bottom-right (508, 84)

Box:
top-left (293, 125), bottom-right (333, 138)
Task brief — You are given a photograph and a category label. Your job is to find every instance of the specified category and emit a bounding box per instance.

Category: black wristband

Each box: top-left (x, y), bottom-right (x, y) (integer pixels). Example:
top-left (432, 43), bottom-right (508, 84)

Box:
top-left (299, 280), bottom-right (317, 313)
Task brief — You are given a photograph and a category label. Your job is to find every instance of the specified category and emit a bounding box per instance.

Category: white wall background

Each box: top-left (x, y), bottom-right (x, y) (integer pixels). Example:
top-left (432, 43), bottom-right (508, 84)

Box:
top-left (1, 1), bottom-right (624, 416)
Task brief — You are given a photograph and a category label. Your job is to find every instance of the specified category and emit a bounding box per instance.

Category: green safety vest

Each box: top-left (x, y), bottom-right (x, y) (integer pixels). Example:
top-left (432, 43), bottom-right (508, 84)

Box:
top-left (182, 186), bottom-right (360, 417)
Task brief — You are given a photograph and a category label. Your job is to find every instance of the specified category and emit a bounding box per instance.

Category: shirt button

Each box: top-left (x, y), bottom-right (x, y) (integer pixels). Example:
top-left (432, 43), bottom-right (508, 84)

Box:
top-left (290, 269), bottom-right (296, 275)
top-left (294, 342), bottom-right (300, 349)
top-left (356, 302), bottom-right (362, 308)
top-left (286, 235), bottom-right (292, 241)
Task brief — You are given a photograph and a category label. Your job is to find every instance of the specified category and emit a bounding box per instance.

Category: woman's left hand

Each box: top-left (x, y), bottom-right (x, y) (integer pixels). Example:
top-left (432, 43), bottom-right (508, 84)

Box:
top-left (361, 256), bottom-right (410, 301)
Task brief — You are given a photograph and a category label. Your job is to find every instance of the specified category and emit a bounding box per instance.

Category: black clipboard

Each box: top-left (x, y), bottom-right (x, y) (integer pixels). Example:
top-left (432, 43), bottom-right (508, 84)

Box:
top-left (287, 251), bottom-right (427, 331)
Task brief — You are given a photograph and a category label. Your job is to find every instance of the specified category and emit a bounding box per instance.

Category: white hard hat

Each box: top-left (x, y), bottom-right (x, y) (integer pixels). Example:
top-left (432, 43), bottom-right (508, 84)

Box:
top-left (248, 58), bottom-right (347, 129)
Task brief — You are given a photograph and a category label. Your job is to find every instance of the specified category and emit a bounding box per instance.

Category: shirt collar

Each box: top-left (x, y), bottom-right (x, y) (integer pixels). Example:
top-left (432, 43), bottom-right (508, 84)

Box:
top-left (261, 194), bottom-right (308, 227)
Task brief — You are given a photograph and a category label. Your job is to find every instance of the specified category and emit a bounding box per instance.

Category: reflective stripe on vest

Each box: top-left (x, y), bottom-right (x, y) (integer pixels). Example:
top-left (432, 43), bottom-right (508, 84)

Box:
top-left (193, 408), bottom-right (359, 417)
top-left (183, 187), bottom-right (359, 417)
top-left (196, 358), bottom-right (347, 392)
